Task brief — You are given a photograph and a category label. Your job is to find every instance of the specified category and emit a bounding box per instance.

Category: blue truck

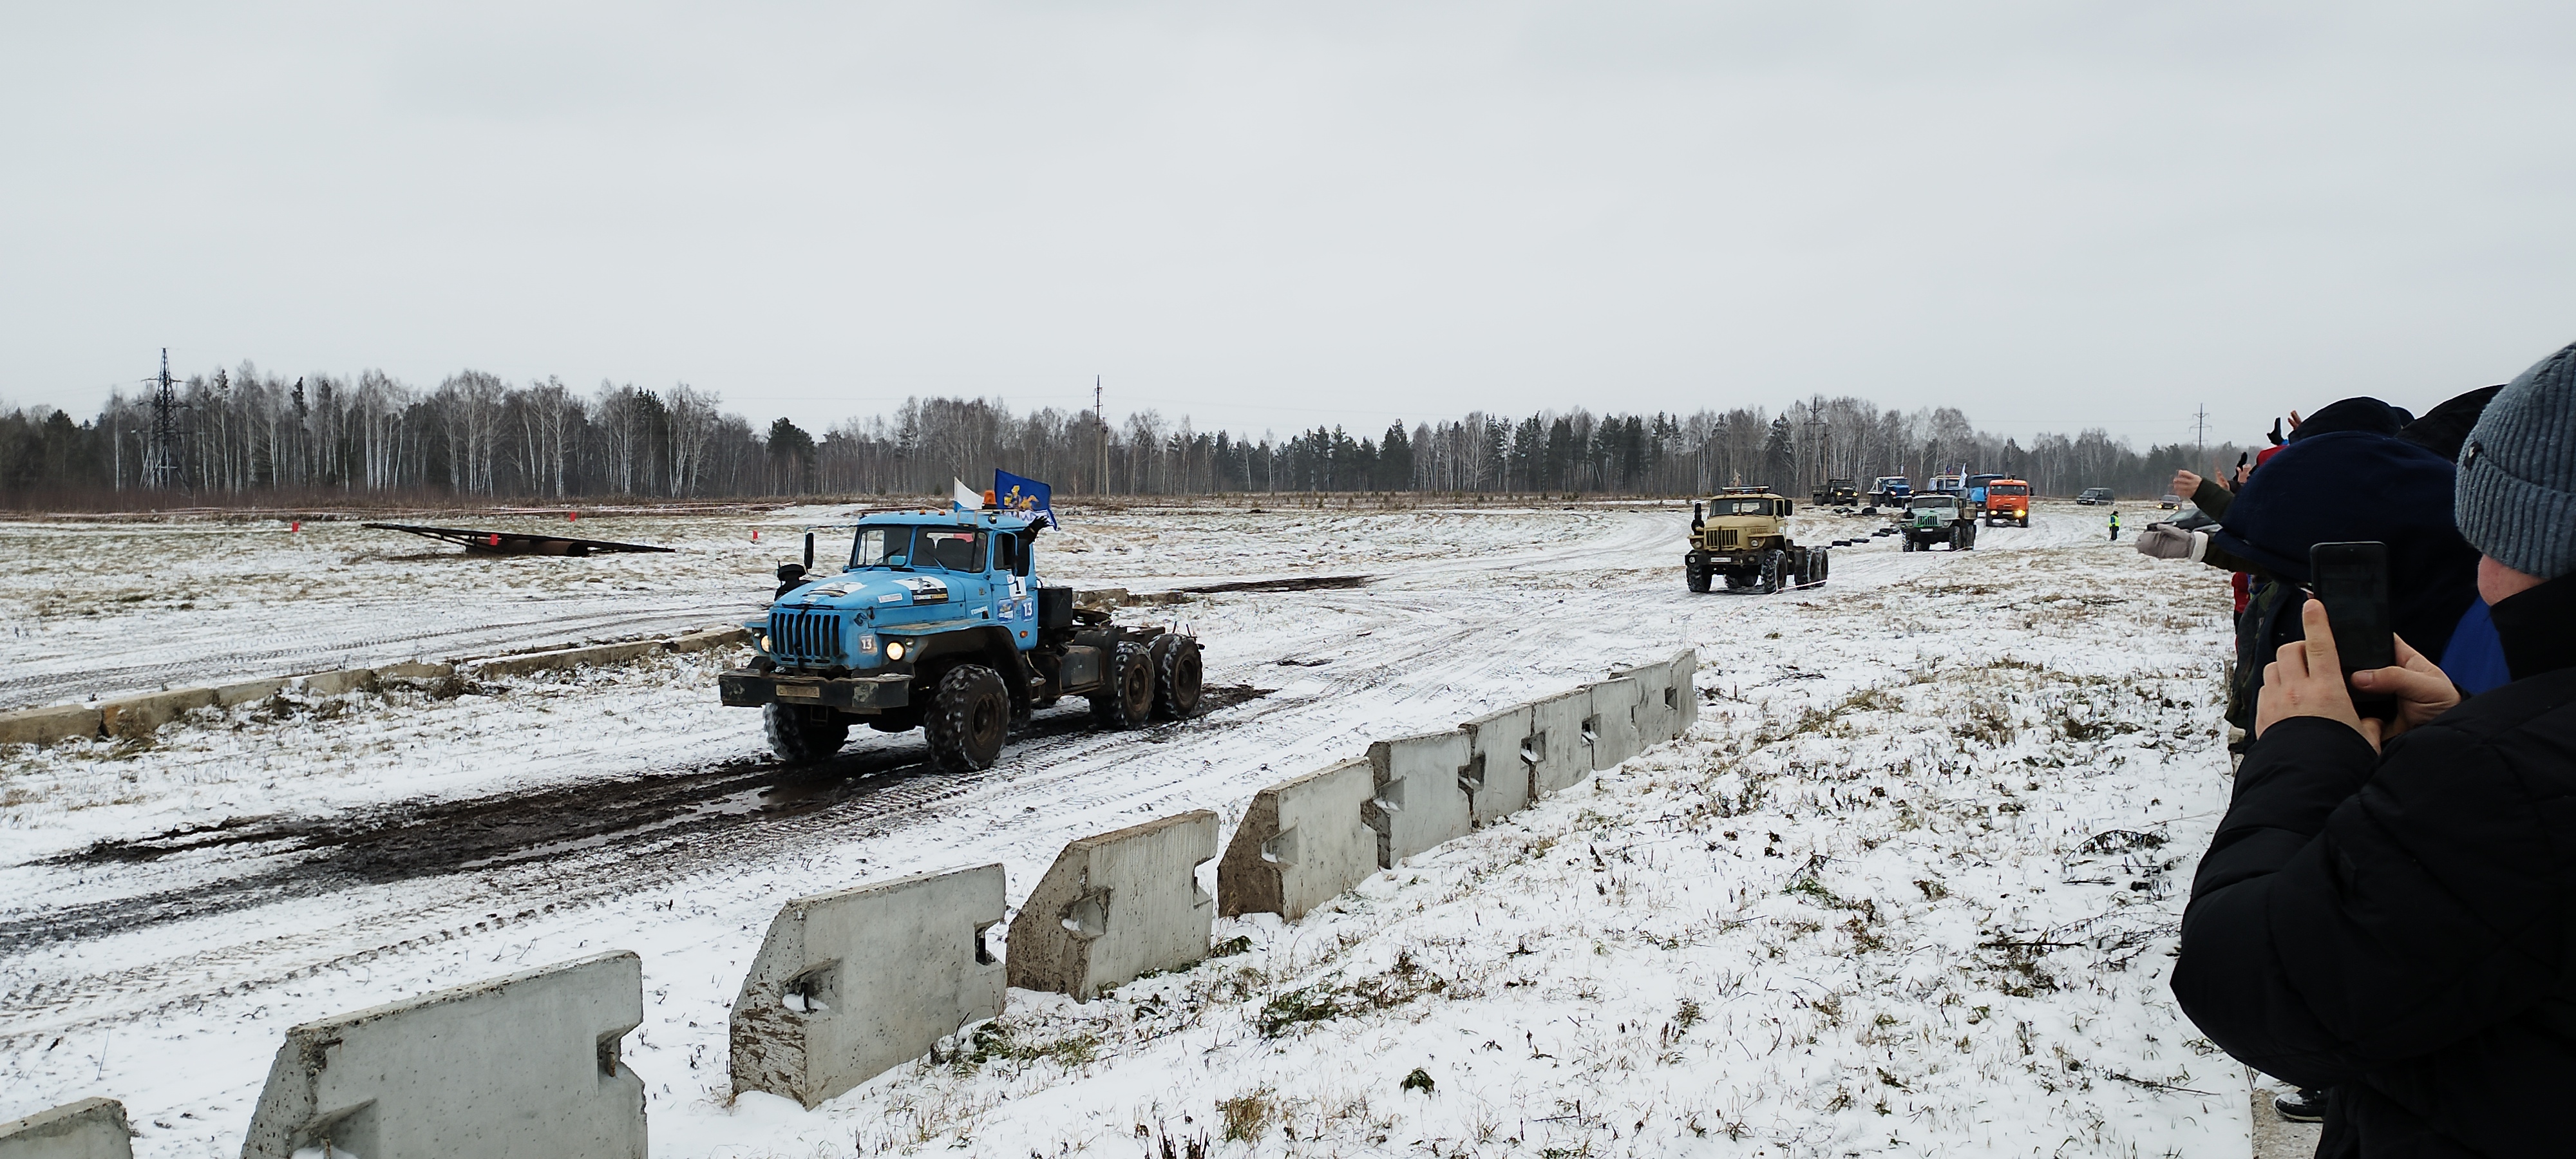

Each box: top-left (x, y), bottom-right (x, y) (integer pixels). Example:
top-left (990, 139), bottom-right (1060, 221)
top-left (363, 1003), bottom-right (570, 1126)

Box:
top-left (717, 507), bottom-right (1202, 769)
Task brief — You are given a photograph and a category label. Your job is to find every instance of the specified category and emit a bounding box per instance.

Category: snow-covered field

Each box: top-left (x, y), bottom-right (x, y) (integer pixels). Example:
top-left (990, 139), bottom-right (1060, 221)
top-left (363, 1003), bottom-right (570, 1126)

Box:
top-left (0, 501), bottom-right (2249, 1157)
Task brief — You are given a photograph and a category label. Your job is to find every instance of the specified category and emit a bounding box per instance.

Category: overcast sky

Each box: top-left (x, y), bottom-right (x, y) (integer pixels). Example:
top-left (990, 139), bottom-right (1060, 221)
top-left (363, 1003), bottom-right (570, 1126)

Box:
top-left (5, 1), bottom-right (2571, 451)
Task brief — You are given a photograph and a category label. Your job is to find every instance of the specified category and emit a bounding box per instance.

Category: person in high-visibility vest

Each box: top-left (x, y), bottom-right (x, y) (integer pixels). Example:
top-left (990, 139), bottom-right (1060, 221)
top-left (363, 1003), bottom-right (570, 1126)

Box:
top-left (2108, 509), bottom-right (2121, 541)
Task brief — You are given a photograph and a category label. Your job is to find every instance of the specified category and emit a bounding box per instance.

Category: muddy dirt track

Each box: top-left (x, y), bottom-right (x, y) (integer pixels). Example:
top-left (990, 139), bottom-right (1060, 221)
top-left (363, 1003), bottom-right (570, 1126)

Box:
top-left (5, 685), bottom-right (1269, 957)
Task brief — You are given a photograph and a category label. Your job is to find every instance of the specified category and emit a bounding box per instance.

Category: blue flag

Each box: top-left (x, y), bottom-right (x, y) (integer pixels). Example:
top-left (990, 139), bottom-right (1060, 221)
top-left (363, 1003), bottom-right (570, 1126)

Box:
top-left (994, 470), bottom-right (1056, 529)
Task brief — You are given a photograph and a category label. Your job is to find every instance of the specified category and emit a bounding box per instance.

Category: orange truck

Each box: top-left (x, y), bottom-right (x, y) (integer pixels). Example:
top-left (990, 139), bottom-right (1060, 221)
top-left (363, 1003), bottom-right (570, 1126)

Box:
top-left (1982, 478), bottom-right (2031, 527)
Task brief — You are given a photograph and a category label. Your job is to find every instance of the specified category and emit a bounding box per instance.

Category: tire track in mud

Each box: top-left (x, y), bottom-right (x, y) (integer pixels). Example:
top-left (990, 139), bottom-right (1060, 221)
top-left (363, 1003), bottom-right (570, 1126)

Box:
top-left (0, 687), bottom-right (1284, 1035)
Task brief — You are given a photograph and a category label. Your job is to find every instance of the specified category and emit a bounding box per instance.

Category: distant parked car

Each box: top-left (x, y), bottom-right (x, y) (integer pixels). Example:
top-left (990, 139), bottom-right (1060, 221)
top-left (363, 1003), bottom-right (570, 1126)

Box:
top-left (2159, 494), bottom-right (2181, 509)
top-left (2076, 487), bottom-right (2113, 505)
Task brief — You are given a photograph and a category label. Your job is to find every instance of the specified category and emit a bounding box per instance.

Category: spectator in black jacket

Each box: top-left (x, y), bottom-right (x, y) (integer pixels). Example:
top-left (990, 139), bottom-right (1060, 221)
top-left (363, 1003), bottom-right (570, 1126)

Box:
top-left (2172, 339), bottom-right (2576, 1157)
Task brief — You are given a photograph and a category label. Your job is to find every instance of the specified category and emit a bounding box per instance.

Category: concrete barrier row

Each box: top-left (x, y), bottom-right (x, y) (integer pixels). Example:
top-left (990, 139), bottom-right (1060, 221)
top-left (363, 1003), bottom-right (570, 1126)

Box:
top-left (1222, 648), bottom-right (1698, 920)
top-left (0, 627), bottom-right (752, 749)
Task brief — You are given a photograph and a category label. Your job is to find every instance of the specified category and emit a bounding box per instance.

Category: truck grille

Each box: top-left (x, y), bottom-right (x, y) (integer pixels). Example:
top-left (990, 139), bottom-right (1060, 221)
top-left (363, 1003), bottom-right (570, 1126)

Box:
top-left (768, 608), bottom-right (843, 666)
top-left (1709, 529), bottom-right (1741, 551)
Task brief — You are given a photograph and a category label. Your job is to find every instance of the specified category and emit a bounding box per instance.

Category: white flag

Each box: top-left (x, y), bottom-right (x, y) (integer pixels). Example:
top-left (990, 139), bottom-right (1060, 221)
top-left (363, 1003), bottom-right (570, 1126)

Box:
top-left (952, 478), bottom-right (982, 510)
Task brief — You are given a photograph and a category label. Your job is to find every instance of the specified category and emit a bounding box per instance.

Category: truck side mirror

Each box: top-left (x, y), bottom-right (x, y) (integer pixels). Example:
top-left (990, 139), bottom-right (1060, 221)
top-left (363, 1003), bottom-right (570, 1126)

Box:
top-left (775, 563), bottom-right (806, 584)
top-left (1691, 502), bottom-right (1703, 529)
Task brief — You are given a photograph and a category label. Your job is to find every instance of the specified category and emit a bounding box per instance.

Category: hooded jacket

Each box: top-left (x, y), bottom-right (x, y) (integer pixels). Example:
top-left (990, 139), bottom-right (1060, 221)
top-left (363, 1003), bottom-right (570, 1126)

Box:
top-left (2206, 430), bottom-right (2481, 663)
top-left (2173, 572), bottom-right (2576, 1157)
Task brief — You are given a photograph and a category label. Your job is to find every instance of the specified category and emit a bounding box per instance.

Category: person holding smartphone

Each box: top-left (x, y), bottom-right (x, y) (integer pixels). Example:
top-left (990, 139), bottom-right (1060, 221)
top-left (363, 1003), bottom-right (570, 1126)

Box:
top-left (2172, 339), bottom-right (2576, 1158)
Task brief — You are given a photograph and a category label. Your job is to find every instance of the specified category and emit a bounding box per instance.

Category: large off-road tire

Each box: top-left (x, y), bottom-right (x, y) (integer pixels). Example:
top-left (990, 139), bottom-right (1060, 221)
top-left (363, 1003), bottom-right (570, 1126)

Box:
top-left (1757, 549), bottom-right (1785, 594)
top-left (1151, 636), bottom-right (1203, 720)
top-left (922, 664), bottom-right (1010, 772)
top-left (1090, 640), bottom-right (1157, 729)
top-left (1810, 548), bottom-right (1829, 585)
top-left (763, 703), bottom-right (849, 764)
top-left (2019, 514), bottom-right (2030, 528)
top-left (1687, 563), bottom-right (1711, 593)
top-left (1723, 570), bottom-right (1750, 590)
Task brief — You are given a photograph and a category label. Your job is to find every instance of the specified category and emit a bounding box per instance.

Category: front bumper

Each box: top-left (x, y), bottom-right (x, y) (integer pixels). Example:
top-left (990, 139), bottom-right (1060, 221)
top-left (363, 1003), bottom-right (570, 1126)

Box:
top-left (719, 670), bottom-right (912, 711)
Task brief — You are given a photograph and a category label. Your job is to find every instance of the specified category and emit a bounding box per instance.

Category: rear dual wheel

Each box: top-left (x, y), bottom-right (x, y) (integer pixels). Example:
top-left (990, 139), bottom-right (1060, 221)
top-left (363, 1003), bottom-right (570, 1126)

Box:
top-left (1151, 636), bottom-right (1203, 720)
top-left (1091, 641), bottom-right (1157, 728)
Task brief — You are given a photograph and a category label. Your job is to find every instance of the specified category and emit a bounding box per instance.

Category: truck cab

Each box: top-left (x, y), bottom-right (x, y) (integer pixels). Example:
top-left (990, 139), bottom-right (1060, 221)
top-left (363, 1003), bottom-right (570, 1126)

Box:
top-left (1900, 493), bottom-right (1977, 552)
top-left (1868, 476), bottom-right (1913, 507)
top-left (1685, 487), bottom-right (1827, 594)
top-left (718, 508), bottom-right (1202, 769)
top-left (1981, 478), bottom-right (2031, 527)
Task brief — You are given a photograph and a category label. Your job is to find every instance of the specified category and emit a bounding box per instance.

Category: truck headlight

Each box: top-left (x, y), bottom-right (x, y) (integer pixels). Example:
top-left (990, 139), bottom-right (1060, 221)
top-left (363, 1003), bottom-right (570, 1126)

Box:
top-left (758, 633), bottom-right (772, 652)
top-left (886, 639), bottom-right (907, 661)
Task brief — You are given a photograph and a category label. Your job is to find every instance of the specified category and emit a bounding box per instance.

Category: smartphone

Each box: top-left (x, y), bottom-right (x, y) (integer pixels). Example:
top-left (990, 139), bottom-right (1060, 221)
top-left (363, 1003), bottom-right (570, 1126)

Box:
top-left (2309, 542), bottom-right (2396, 674)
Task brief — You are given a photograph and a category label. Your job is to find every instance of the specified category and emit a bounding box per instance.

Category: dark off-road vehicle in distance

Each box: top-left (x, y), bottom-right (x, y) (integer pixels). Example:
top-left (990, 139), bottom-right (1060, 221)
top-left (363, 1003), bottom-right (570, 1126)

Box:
top-left (719, 507), bottom-right (1203, 770)
top-left (1812, 478), bottom-right (1861, 507)
top-left (1900, 493), bottom-right (1978, 552)
top-left (1685, 487), bottom-right (1829, 594)
top-left (2076, 487), bottom-right (2114, 505)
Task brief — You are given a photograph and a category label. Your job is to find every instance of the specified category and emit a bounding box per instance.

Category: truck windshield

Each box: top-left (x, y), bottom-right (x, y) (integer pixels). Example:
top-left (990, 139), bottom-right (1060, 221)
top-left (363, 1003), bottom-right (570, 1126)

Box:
top-left (851, 526), bottom-right (989, 571)
top-left (1909, 498), bottom-right (1956, 512)
top-left (914, 529), bottom-right (986, 571)
top-left (1710, 498), bottom-right (1773, 515)
top-left (852, 526), bottom-right (916, 569)
top-left (1990, 485), bottom-right (2027, 496)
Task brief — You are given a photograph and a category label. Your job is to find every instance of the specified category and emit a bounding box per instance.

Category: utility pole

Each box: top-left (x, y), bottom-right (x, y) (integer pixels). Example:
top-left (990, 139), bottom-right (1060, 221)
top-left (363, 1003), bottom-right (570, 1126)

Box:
top-left (141, 348), bottom-right (184, 491)
top-left (2192, 403), bottom-right (2210, 464)
top-left (1095, 375), bottom-right (1107, 497)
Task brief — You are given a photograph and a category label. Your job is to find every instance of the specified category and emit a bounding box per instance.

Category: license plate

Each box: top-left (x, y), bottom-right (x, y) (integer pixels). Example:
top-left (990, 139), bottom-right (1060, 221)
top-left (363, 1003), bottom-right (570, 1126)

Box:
top-left (775, 683), bottom-right (822, 700)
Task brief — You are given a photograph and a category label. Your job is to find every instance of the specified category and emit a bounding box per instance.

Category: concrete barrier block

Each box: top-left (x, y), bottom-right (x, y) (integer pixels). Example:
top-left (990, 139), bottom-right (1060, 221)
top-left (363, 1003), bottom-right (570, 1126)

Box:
top-left (1618, 659), bottom-right (1679, 746)
top-left (1586, 677), bottom-right (1643, 770)
top-left (666, 627), bottom-right (751, 654)
top-left (294, 668), bottom-right (377, 697)
top-left (1459, 704), bottom-right (1535, 826)
top-left (97, 688), bottom-right (217, 737)
top-left (1007, 811), bottom-right (1216, 1001)
top-left (1673, 648), bottom-right (1700, 732)
top-left (212, 678), bottom-right (289, 707)
top-left (1527, 687), bottom-right (1593, 796)
top-left (1364, 730), bottom-right (1473, 867)
top-left (1217, 759), bottom-right (1376, 920)
top-left (0, 1097), bottom-right (131, 1159)
top-left (732, 865), bottom-right (1005, 1108)
top-left (466, 641), bottom-right (660, 680)
top-left (241, 950), bottom-right (645, 1159)
top-left (375, 661), bottom-right (457, 680)
top-left (0, 705), bottom-right (102, 748)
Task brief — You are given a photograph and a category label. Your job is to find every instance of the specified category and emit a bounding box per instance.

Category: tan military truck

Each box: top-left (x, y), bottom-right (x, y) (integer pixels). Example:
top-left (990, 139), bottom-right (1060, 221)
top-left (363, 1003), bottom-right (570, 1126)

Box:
top-left (1685, 487), bottom-right (1829, 594)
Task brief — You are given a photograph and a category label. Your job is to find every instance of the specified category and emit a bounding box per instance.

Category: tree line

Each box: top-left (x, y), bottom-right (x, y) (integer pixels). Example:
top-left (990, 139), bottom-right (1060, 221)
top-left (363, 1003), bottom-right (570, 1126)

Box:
top-left (0, 361), bottom-right (2241, 508)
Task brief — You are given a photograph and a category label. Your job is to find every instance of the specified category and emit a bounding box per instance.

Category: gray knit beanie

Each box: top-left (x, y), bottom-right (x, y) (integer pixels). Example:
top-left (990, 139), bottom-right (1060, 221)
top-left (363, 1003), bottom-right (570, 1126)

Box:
top-left (2458, 339), bottom-right (2576, 580)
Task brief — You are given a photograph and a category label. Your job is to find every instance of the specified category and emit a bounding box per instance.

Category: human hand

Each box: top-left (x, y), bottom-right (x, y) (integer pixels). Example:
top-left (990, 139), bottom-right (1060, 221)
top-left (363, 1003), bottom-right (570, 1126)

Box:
top-left (2134, 524), bottom-right (2197, 560)
top-left (2254, 599), bottom-right (2369, 744)
top-left (2170, 469), bottom-right (2202, 498)
top-left (2349, 634), bottom-right (2461, 746)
